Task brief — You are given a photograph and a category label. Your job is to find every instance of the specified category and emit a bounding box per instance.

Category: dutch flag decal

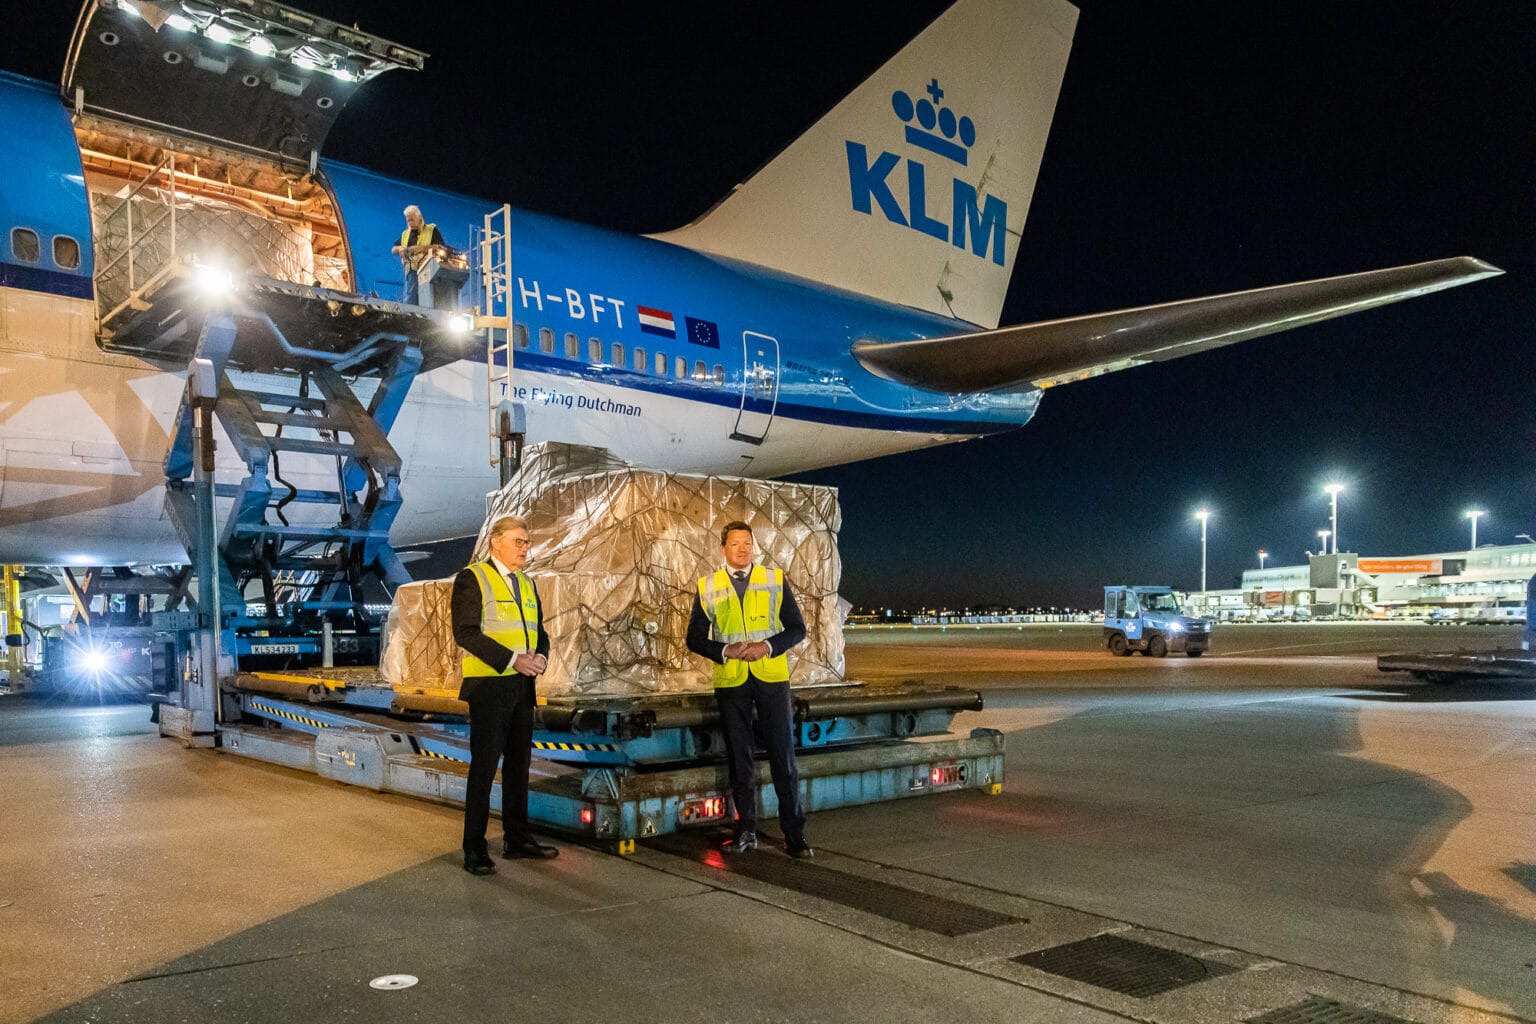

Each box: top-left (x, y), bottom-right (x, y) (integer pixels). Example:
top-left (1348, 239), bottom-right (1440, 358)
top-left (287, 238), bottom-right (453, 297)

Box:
top-left (638, 306), bottom-right (677, 338)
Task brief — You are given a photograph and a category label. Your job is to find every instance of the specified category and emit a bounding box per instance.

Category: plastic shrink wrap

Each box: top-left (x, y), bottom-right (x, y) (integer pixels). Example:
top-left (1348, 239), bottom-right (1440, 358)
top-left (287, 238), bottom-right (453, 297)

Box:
top-left (381, 444), bottom-right (845, 697)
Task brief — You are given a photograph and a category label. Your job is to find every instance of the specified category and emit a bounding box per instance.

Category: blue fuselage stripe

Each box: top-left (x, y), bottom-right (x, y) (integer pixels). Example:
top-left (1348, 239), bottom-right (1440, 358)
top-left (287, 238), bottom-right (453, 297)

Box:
top-left (497, 350), bottom-right (1006, 436)
top-left (0, 261), bottom-right (93, 299)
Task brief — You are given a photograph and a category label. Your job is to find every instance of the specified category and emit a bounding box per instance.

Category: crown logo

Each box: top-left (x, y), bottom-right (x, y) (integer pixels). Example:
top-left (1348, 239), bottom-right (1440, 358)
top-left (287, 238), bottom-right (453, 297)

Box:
top-left (891, 79), bottom-right (975, 166)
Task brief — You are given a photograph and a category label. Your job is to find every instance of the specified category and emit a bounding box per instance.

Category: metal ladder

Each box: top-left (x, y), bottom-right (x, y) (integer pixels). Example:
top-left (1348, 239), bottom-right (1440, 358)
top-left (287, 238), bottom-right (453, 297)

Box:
top-left (470, 204), bottom-right (525, 483)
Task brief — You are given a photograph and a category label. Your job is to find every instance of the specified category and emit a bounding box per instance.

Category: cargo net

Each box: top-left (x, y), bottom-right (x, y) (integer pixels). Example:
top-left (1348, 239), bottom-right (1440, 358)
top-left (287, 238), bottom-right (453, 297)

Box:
top-left (381, 443), bottom-right (847, 698)
top-left (92, 187), bottom-right (346, 317)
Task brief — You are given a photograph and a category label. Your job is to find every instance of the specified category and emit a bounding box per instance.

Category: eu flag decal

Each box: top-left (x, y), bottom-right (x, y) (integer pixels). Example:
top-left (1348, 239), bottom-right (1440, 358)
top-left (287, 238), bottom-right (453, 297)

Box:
top-left (685, 316), bottom-right (720, 348)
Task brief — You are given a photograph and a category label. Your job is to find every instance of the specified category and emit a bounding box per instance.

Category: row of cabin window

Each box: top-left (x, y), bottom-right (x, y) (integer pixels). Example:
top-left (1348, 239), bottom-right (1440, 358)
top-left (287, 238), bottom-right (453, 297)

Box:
top-left (513, 324), bottom-right (726, 386)
top-left (10, 227), bottom-right (82, 270)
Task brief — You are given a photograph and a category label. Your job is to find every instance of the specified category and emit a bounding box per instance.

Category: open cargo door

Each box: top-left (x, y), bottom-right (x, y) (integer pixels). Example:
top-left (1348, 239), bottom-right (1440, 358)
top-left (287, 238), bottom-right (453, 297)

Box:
top-left (63, 0), bottom-right (426, 166)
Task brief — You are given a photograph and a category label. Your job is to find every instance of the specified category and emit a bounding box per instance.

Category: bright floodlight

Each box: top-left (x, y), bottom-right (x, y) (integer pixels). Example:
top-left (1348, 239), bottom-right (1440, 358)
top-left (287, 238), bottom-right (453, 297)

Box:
top-left (1324, 483), bottom-right (1344, 496)
top-left (447, 313), bottom-right (475, 334)
top-left (193, 264), bottom-right (234, 296)
top-left (1194, 508), bottom-right (1210, 522)
top-left (165, 13), bottom-right (194, 31)
top-left (1465, 509), bottom-right (1486, 549)
top-left (80, 648), bottom-right (109, 673)
top-left (248, 34), bottom-right (275, 57)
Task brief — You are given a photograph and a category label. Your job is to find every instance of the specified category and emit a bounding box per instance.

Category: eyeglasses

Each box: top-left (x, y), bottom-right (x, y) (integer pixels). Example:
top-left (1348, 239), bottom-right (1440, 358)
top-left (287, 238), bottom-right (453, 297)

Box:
top-left (506, 538), bottom-right (531, 548)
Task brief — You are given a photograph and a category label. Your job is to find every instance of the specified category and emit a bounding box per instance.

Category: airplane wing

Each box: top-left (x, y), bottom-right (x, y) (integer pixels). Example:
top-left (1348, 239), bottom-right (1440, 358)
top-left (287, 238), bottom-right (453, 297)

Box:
top-left (851, 257), bottom-right (1502, 392)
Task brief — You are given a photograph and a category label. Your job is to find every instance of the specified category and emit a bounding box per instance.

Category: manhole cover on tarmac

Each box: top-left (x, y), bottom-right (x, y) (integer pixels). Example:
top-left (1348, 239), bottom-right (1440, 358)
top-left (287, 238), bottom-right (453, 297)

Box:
top-left (1244, 995), bottom-right (1420, 1024)
top-left (1012, 933), bottom-right (1235, 998)
top-left (368, 974), bottom-right (418, 991)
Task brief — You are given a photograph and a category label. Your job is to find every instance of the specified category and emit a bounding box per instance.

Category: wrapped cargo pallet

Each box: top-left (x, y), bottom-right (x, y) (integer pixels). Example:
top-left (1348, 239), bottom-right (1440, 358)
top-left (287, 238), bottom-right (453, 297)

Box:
top-left (382, 443), bottom-right (847, 698)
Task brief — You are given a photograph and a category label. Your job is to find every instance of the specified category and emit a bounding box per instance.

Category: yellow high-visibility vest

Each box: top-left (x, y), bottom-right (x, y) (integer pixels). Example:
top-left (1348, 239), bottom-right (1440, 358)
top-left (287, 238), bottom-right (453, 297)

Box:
top-left (461, 562), bottom-right (540, 678)
top-left (697, 566), bottom-right (788, 688)
top-left (399, 223), bottom-right (438, 271)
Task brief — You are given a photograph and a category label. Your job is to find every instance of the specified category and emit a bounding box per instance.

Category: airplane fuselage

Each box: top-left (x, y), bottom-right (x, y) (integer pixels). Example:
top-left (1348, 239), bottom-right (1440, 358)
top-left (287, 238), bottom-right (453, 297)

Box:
top-left (0, 72), bottom-right (1039, 566)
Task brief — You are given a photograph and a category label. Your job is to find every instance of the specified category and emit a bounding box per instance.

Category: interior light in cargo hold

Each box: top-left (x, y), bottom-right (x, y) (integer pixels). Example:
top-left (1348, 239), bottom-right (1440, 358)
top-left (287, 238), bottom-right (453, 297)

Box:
top-left (248, 35), bottom-right (275, 57)
top-left (205, 22), bottom-right (233, 44)
top-left (193, 263), bottom-right (235, 297)
top-left (166, 14), bottom-right (194, 31)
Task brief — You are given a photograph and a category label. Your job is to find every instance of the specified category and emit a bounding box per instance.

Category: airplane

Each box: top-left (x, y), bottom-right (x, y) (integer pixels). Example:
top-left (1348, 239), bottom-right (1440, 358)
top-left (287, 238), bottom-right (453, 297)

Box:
top-left (0, 0), bottom-right (1501, 572)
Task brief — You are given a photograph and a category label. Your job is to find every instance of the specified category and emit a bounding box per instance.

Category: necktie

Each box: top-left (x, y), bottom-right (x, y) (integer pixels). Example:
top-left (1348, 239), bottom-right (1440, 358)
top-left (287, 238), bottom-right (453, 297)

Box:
top-left (733, 571), bottom-right (746, 581)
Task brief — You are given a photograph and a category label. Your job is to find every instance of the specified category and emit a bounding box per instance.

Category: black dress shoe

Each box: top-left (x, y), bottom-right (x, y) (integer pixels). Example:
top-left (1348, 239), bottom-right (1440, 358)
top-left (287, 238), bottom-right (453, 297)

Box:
top-left (721, 829), bottom-right (757, 854)
top-left (784, 833), bottom-right (814, 859)
top-left (463, 853), bottom-right (497, 876)
top-left (503, 839), bottom-right (559, 859)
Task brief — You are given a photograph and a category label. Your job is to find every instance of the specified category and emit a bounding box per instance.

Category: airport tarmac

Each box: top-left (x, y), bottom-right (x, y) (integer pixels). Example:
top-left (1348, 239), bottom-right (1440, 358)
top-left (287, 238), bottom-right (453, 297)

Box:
top-left (2, 623), bottom-right (1533, 1023)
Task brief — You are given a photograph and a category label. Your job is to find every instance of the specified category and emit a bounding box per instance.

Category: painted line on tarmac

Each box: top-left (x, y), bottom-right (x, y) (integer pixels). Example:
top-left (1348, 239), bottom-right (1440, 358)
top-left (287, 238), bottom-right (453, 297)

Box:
top-left (1207, 639), bottom-right (1396, 657)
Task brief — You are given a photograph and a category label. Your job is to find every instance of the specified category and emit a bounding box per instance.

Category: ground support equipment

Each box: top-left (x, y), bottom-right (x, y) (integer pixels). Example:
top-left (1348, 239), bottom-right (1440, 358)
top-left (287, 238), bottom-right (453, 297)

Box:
top-left (220, 671), bottom-right (1004, 851)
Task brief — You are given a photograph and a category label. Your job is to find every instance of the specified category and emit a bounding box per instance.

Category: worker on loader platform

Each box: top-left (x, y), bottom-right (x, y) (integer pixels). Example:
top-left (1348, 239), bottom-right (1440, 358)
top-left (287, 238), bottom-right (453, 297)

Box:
top-left (391, 204), bottom-right (443, 305)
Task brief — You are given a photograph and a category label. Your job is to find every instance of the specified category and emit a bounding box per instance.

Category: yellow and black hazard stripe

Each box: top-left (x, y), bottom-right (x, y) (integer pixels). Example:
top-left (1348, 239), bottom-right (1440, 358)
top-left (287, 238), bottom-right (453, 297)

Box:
top-left (533, 740), bottom-right (620, 753)
top-left (418, 748), bottom-right (465, 761)
top-left (247, 699), bottom-right (329, 730)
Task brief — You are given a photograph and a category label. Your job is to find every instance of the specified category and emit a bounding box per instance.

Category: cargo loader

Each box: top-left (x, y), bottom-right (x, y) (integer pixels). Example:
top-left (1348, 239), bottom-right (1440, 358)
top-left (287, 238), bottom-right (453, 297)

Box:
top-left (214, 668), bottom-right (1003, 853)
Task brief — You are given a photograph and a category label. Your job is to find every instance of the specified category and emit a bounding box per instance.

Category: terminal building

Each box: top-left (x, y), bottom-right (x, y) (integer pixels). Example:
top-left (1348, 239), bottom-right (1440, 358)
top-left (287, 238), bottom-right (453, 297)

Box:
top-left (1185, 542), bottom-right (1536, 622)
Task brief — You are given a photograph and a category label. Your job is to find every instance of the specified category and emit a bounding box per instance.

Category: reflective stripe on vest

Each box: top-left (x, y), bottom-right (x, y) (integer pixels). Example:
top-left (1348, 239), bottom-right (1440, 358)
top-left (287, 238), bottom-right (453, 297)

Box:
top-left (399, 223), bottom-right (437, 271)
top-left (461, 562), bottom-right (540, 678)
top-left (697, 566), bottom-right (788, 687)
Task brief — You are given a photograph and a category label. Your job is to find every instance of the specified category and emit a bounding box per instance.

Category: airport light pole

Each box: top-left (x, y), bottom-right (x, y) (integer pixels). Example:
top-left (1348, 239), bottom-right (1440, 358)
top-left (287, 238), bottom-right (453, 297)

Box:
top-left (1465, 509), bottom-right (1485, 550)
top-left (1324, 484), bottom-right (1344, 553)
top-left (1318, 530), bottom-right (1330, 555)
top-left (1195, 508), bottom-right (1210, 593)
top-left (1258, 549), bottom-right (1267, 570)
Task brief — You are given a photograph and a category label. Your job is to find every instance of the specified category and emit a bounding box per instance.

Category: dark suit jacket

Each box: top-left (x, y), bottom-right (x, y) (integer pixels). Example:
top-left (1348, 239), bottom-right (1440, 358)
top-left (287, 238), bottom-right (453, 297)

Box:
top-left (451, 565), bottom-right (550, 704)
top-left (686, 571), bottom-right (807, 666)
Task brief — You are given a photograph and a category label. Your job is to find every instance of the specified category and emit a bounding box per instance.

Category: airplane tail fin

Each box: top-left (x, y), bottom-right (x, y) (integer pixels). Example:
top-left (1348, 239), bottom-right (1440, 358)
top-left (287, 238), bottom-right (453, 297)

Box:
top-left (650, 0), bottom-right (1078, 329)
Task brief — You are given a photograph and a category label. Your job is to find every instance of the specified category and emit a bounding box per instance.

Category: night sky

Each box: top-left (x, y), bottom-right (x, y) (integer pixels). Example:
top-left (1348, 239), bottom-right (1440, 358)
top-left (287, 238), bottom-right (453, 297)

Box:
top-left (7, 2), bottom-right (1532, 609)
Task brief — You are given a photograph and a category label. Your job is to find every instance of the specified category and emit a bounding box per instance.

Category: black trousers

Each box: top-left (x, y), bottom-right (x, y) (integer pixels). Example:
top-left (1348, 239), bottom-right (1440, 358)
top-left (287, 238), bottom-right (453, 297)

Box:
top-left (463, 682), bottom-right (534, 854)
top-left (714, 674), bottom-right (805, 836)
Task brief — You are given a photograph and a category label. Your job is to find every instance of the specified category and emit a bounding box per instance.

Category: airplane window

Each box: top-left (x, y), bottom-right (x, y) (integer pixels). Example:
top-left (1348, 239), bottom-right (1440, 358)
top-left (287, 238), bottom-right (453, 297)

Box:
top-left (564, 332), bottom-right (579, 359)
top-left (633, 347), bottom-right (646, 372)
top-left (589, 337), bottom-right (602, 363)
top-left (655, 351), bottom-right (666, 376)
top-left (675, 356), bottom-right (686, 380)
top-left (52, 235), bottom-right (81, 270)
top-left (11, 228), bottom-right (40, 264)
top-left (539, 327), bottom-right (555, 354)
top-left (513, 323), bottom-right (529, 349)
top-left (612, 342), bottom-right (625, 366)
top-left (713, 364), bottom-right (724, 386)
top-left (692, 360), bottom-right (707, 382)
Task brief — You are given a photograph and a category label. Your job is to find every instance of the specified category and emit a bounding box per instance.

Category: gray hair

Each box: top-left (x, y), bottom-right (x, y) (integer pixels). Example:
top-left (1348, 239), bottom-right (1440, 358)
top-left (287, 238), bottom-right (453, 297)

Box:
top-left (490, 515), bottom-right (528, 538)
top-left (402, 204), bottom-right (422, 218)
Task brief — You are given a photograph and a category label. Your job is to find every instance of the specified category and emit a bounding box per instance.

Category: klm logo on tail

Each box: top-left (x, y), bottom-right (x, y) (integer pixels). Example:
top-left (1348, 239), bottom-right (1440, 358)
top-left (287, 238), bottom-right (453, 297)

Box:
top-left (845, 78), bottom-right (1007, 265)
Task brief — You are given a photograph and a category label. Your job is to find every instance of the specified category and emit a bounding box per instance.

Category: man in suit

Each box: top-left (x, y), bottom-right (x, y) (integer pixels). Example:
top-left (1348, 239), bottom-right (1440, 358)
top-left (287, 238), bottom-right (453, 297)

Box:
top-left (451, 514), bottom-right (558, 875)
top-left (686, 520), bottom-right (813, 858)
